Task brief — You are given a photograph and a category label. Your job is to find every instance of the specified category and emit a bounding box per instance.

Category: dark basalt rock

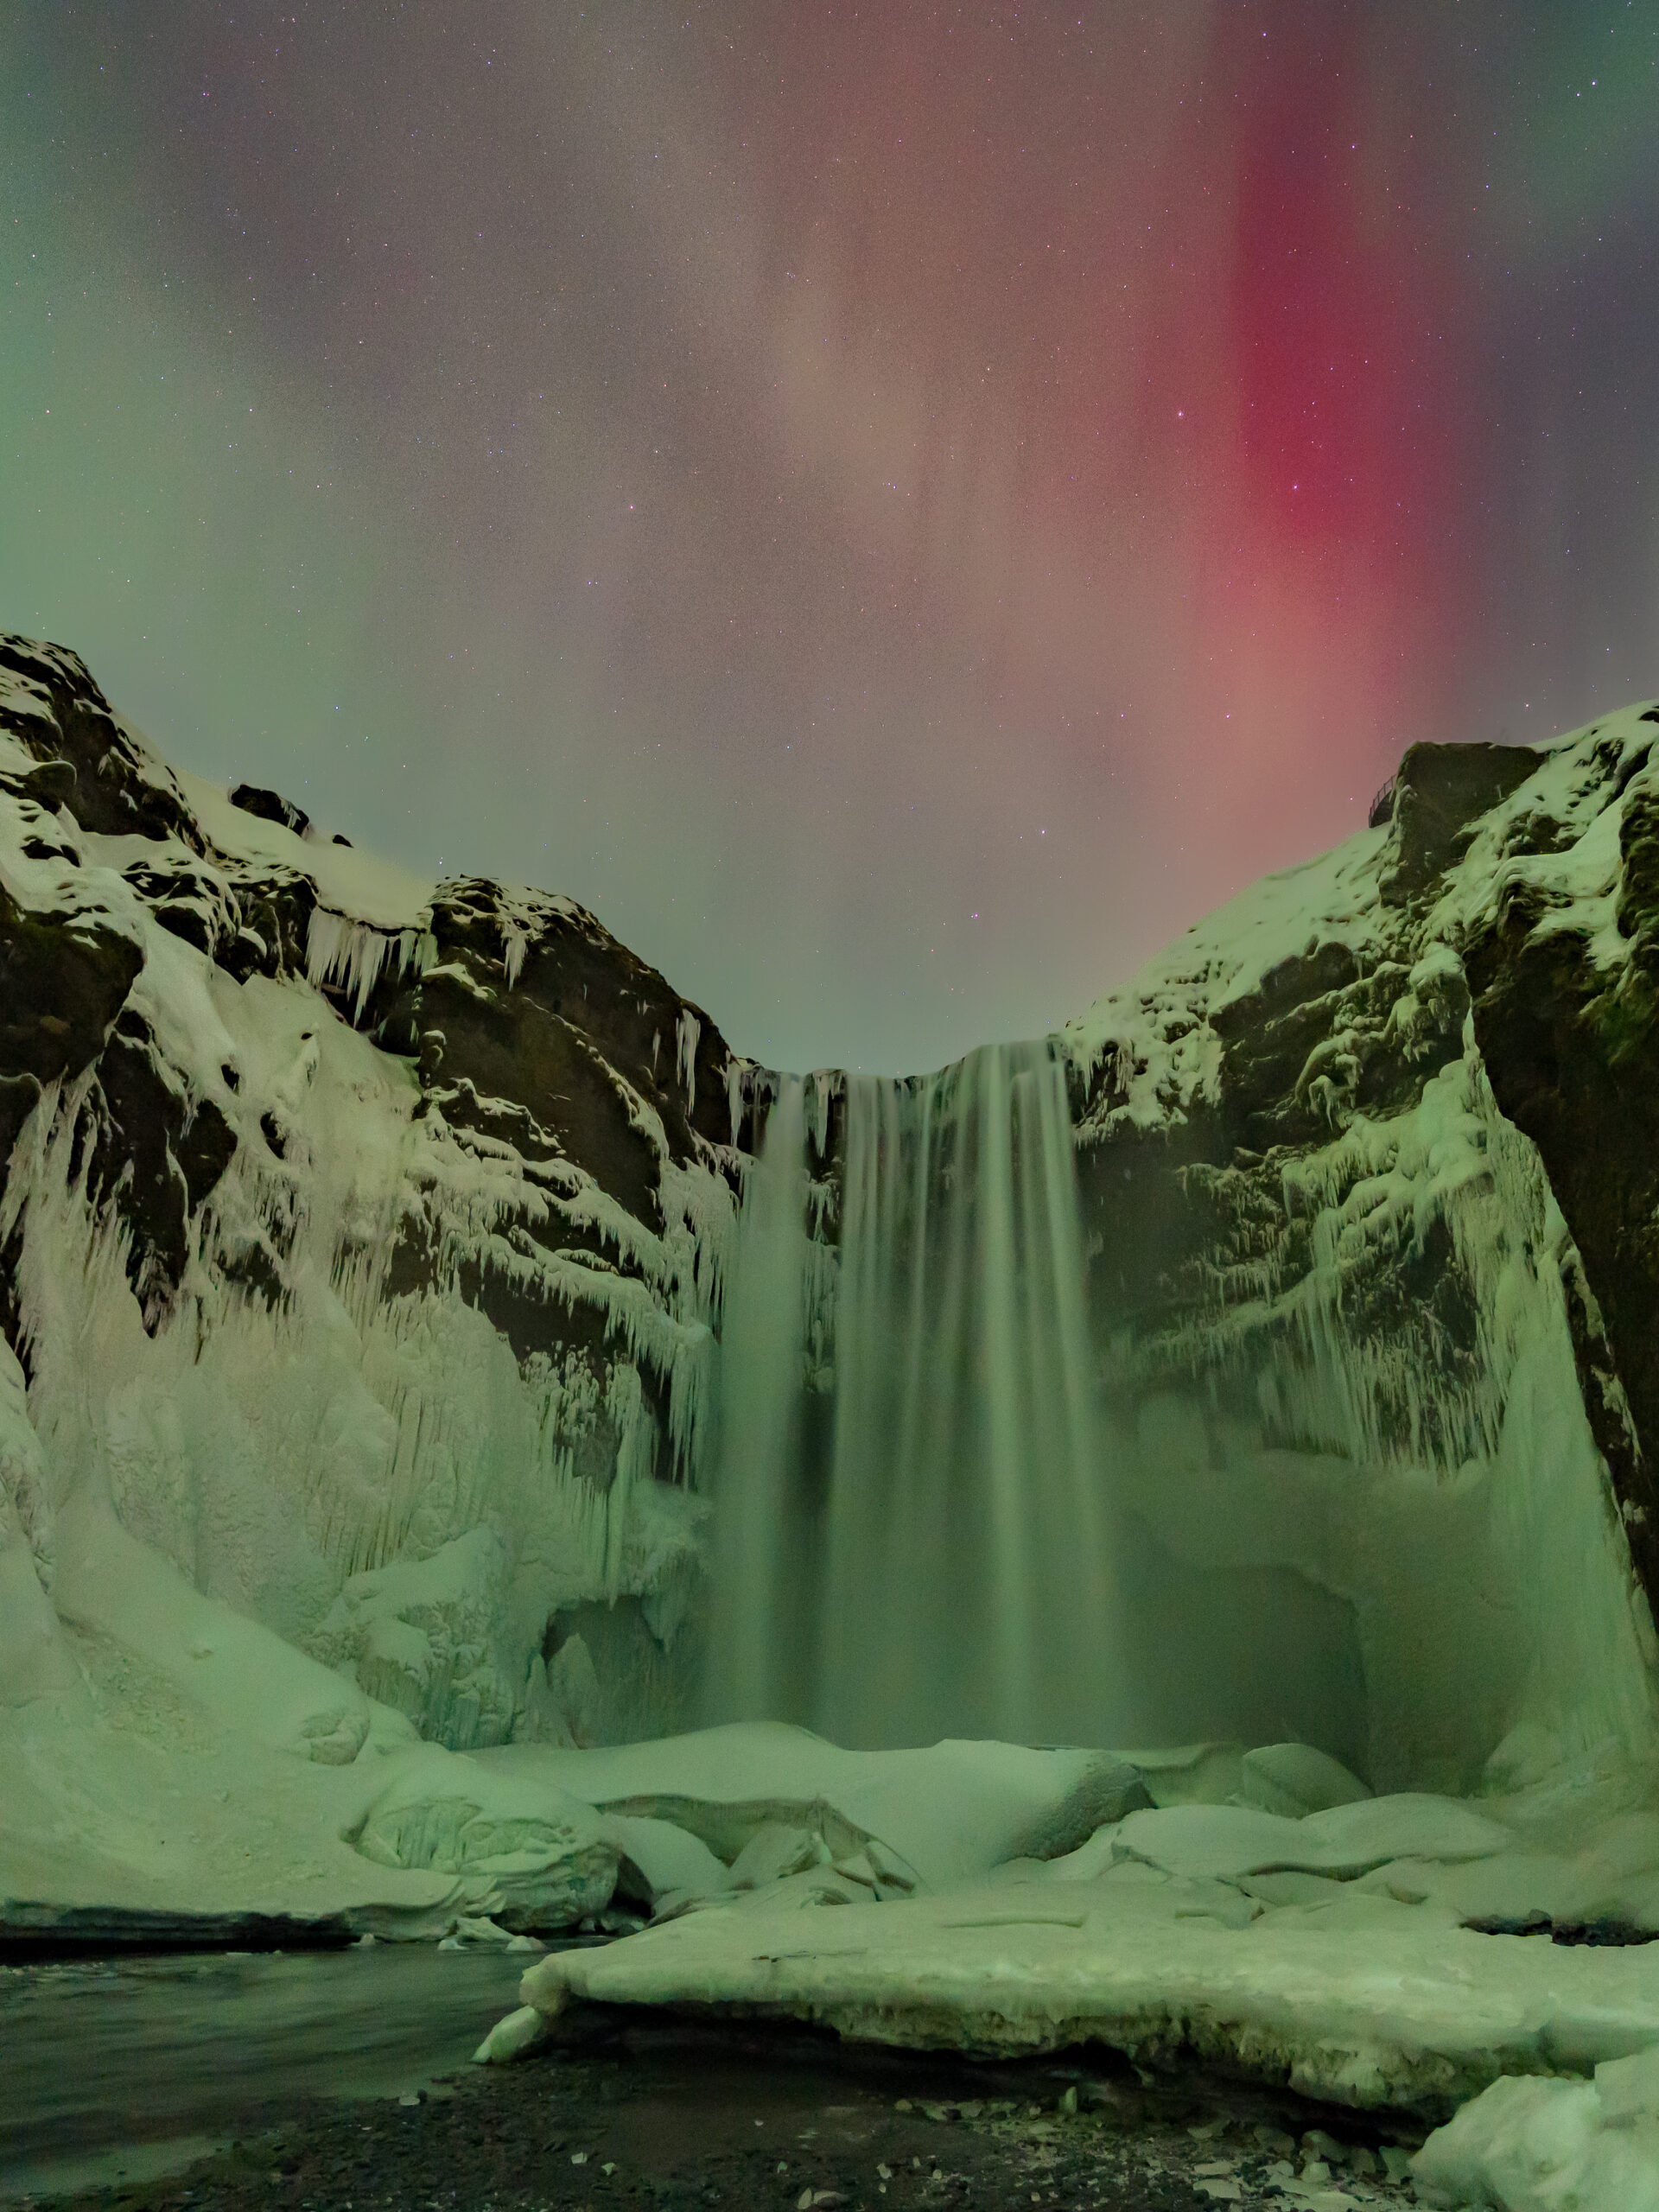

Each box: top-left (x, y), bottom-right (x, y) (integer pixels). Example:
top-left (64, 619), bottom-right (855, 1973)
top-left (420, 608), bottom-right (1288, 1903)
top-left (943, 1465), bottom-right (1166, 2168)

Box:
top-left (16, 758), bottom-right (78, 811)
top-left (0, 873), bottom-right (146, 1367)
top-left (1380, 740), bottom-right (1541, 906)
top-left (357, 880), bottom-right (744, 1464)
top-left (1467, 790), bottom-right (1659, 1600)
top-left (0, 879), bottom-right (143, 1096)
top-left (211, 873), bottom-right (315, 982)
top-left (368, 877), bottom-right (741, 1221)
top-left (0, 640), bottom-right (746, 1463)
top-left (229, 782), bottom-right (312, 837)
top-left (79, 1011), bottom-right (238, 1329)
top-left (0, 637), bottom-right (205, 850)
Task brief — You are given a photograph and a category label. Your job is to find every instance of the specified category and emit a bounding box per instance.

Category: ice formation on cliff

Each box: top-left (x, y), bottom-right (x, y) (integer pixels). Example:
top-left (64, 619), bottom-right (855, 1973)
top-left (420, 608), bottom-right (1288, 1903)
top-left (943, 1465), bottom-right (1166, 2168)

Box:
top-left (0, 639), bottom-right (750, 1863)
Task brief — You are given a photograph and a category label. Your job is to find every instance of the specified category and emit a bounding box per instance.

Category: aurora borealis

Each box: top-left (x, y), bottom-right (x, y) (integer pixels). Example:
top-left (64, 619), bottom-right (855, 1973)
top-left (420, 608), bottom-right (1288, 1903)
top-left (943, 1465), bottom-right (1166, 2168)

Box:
top-left (5, 6), bottom-right (1658, 1072)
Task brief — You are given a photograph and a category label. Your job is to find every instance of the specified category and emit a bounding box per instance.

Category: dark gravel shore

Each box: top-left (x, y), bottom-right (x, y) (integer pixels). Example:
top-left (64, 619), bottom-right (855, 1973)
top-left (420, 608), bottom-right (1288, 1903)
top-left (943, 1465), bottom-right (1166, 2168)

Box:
top-left (24, 2008), bottom-right (1426, 2212)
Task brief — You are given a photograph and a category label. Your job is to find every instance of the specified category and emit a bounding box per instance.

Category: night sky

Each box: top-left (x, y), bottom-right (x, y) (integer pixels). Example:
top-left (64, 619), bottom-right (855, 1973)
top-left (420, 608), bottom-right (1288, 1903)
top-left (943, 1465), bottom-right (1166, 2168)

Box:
top-left (6, 7), bottom-right (1659, 1072)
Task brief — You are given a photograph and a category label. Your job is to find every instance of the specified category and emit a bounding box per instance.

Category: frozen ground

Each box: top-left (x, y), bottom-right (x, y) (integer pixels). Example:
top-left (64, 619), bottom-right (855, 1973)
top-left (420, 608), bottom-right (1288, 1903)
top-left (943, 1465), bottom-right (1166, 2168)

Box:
top-left (486, 1726), bottom-right (1659, 2212)
top-left (14, 1697), bottom-right (1659, 2206)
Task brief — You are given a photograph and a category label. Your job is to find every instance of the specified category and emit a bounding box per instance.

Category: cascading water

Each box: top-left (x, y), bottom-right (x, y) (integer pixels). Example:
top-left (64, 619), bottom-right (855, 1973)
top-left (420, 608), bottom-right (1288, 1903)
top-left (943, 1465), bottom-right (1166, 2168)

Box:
top-left (705, 1039), bottom-right (1122, 1748)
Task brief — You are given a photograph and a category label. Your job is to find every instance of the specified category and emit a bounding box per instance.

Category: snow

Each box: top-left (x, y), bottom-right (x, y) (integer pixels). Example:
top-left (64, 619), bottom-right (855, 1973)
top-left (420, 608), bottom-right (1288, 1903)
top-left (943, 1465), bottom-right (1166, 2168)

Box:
top-left (1414, 2050), bottom-right (1659, 2210)
top-left (1060, 705), bottom-right (1657, 1144)
top-left (1056, 710), bottom-right (1659, 1799)
top-left (470, 1725), bottom-right (1659, 2152)
top-left (602, 1809), bottom-right (732, 1908)
top-left (0, 1483), bottom-right (618, 1937)
top-left (0, 646), bottom-right (758, 1936)
top-left (0, 849), bottom-right (733, 1752)
top-left (472, 1724), bottom-right (1145, 1891)
top-left (1106, 1796), bottom-right (1511, 1885)
top-left (1061, 828), bottom-right (1394, 1136)
top-left (1240, 1743), bottom-right (1371, 1818)
top-left (174, 764), bottom-right (435, 935)
top-left (512, 1810), bottom-right (1659, 2113)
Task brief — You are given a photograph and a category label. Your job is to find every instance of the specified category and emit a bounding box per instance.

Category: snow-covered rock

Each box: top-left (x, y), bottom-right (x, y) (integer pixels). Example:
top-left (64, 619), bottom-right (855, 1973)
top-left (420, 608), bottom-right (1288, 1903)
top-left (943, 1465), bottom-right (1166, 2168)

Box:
top-left (1061, 720), bottom-right (1659, 1794)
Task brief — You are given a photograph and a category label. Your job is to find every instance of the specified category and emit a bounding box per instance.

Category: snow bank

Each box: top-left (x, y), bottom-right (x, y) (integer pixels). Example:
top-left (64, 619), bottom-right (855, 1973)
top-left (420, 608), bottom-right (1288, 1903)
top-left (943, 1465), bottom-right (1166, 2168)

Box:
top-left (513, 1856), bottom-right (1659, 2114)
top-left (476, 1724), bottom-right (1148, 1889)
top-left (1414, 2045), bottom-right (1659, 2210)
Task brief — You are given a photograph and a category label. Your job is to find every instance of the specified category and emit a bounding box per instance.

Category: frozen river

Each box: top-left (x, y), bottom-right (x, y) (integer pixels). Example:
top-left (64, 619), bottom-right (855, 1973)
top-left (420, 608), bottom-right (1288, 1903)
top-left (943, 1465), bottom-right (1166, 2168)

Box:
top-left (0, 1942), bottom-right (531, 2202)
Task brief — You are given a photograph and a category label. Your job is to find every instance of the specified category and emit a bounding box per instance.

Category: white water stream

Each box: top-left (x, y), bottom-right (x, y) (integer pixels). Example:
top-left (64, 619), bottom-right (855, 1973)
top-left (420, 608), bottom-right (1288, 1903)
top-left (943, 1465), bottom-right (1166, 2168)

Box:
top-left (705, 1041), bottom-right (1122, 1748)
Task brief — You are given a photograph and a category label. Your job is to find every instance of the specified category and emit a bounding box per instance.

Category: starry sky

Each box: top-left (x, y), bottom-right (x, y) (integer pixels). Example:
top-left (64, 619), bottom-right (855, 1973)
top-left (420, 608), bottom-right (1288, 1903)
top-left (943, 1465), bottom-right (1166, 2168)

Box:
top-left (5, 6), bottom-right (1659, 1073)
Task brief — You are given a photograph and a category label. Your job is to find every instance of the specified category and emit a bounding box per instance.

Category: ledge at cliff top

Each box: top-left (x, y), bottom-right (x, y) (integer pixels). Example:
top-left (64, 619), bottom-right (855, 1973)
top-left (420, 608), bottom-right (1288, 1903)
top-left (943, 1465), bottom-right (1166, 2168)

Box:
top-left (7, 633), bottom-right (1659, 2152)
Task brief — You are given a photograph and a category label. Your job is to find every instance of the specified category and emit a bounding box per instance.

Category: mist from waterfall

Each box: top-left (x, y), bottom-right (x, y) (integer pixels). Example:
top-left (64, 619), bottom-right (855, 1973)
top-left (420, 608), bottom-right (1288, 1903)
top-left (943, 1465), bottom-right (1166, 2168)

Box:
top-left (702, 1039), bottom-right (1123, 1749)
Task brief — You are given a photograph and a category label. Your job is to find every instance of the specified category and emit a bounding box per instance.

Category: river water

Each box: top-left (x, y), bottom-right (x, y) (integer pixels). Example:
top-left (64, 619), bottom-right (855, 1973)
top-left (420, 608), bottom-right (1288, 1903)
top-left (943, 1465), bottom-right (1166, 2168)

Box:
top-left (0, 1943), bottom-right (528, 2202)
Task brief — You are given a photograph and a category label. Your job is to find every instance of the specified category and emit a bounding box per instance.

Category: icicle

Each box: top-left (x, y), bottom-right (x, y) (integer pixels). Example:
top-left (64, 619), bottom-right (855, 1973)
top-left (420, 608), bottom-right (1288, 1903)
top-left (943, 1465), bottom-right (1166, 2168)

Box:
top-left (501, 920), bottom-right (529, 988)
top-left (306, 908), bottom-right (435, 1022)
top-left (727, 1060), bottom-right (745, 1149)
top-left (676, 1010), bottom-right (701, 1114)
top-left (601, 1361), bottom-right (655, 1597)
top-left (810, 1070), bottom-right (833, 1159)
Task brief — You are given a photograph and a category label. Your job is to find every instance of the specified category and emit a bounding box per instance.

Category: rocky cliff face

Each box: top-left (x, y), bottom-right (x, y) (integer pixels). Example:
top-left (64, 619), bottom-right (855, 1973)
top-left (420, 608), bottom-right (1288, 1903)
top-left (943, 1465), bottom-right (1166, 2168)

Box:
top-left (0, 635), bottom-right (757, 1757)
top-left (2, 632), bottom-right (1656, 1807)
top-left (1060, 721), bottom-right (1659, 1793)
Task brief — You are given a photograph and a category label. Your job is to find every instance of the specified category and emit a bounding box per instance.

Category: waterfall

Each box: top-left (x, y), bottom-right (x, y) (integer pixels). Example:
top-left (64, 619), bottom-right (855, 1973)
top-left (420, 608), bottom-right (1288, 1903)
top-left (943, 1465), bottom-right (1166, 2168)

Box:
top-left (699, 1075), bottom-right (817, 1726)
top-left (705, 1039), bottom-right (1118, 1748)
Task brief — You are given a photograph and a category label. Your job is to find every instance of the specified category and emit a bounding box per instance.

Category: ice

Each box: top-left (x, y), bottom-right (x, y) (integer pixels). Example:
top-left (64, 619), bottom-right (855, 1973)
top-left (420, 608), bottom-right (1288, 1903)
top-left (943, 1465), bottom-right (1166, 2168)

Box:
top-left (0, 911), bottom-right (730, 1746)
top-left (808, 1068), bottom-right (834, 1158)
top-left (1109, 1794), bottom-right (1511, 1884)
top-left (512, 1839), bottom-right (1659, 2113)
top-left (350, 1749), bottom-right (618, 1927)
top-left (1297, 1794), bottom-right (1514, 1869)
top-left (1239, 1744), bottom-right (1372, 1818)
top-left (1414, 2057), bottom-right (1659, 2210)
top-left (474, 1724), bottom-right (1143, 1890)
top-left (602, 1812), bottom-right (731, 1908)
top-left (726, 1057), bottom-right (745, 1146)
top-left (14, 648), bottom-right (1659, 2177)
top-left (676, 1008), bottom-right (701, 1112)
top-left (1102, 1037), bottom-right (1659, 1793)
top-left (1055, 707), bottom-right (1659, 1800)
top-left (728, 1821), bottom-right (832, 1889)
top-left (304, 1527), bottom-right (518, 1750)
top-left (474, 2004), bottom-right (551, 2064)
top-left (305, 906), bottom-right (435, 1022)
